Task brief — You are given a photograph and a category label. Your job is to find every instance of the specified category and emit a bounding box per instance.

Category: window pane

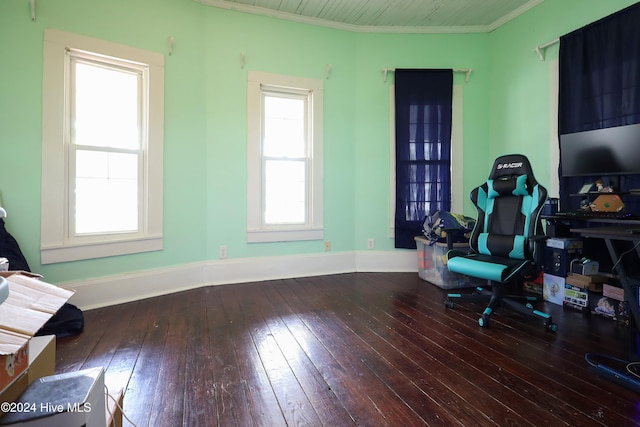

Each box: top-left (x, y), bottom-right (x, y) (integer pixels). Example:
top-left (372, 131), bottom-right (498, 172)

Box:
top-left (73, 61), bottom-right (140, 150)
top-left (263, 95), bottom-right (305, 158)
top-left (264, 160), bottom-right (305, 224)
top-left (75, 150), bottom-right (139, 234)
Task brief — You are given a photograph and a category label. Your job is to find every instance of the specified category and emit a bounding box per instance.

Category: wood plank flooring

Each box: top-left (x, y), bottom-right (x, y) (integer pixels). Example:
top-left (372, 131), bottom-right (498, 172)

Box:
top-left (55, 272), bottom-right (640, 426)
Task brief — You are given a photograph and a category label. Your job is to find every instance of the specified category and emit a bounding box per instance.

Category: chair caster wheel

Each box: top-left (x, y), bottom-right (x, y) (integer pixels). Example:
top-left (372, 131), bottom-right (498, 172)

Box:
top-left (478, 315), bottom-right (490, 328)
top-left (444, 299), bottom-right (454, 309)
top-left (545, 321), bottom-right (558, 333)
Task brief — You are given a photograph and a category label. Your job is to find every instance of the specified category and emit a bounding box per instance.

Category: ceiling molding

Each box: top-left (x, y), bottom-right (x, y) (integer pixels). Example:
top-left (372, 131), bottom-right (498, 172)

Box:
top-left (195, 0), bottom-right (544, 34)
top-left (486, 0), bottom-right (544, 32)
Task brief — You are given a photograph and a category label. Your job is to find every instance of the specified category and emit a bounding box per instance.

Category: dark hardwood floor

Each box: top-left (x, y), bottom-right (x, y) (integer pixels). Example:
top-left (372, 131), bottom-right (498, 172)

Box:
top-left (55, 272), bottom-right (640, 426)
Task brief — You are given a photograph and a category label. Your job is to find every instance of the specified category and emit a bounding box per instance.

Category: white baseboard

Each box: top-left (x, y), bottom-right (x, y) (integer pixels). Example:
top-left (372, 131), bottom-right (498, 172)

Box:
top-left (66, 250), bottom-right (418, 310)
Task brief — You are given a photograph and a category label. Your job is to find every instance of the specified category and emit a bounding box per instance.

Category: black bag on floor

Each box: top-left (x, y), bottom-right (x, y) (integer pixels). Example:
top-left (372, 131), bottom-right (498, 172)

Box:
top-left (0, 218), bottom-right (30, 271)
top-left (36, 303), bottom-right (85, 338)
top-left (0, 218), bottom-right (84, 337)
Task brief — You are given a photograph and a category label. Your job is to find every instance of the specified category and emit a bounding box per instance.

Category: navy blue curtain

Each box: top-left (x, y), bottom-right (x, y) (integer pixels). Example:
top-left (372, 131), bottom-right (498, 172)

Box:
top-left (558, 2), bottom-right (640, 211)
top-left (559, 2), bottom-right (640, 134)
top-left (394, 69), bottom-right (453, 249)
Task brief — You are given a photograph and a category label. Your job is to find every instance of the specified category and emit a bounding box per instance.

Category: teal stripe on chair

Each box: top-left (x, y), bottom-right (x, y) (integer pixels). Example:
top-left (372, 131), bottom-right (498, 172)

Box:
top-left (447, 257), bottom-right (506, 282)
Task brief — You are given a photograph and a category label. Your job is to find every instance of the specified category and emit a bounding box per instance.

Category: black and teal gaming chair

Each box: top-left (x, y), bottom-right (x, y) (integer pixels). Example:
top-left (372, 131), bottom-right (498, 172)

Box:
top-left (445, 154), bottom-right (557, 332)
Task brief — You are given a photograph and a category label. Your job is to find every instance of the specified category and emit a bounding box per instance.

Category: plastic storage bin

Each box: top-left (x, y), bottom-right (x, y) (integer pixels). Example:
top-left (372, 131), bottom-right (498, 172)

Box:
top-left (415, 236), bottom-right (483, 289)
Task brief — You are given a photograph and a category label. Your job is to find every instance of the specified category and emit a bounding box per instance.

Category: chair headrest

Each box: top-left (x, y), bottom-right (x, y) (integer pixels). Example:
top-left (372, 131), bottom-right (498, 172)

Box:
top-left (488, 154), bottom-right (534, 180)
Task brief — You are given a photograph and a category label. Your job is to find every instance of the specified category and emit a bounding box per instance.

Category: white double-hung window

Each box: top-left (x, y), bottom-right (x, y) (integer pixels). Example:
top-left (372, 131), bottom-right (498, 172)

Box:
top-left (41, 30), bottom-right (164, 263)
top-left (247, 72), bottom-right (324, 242)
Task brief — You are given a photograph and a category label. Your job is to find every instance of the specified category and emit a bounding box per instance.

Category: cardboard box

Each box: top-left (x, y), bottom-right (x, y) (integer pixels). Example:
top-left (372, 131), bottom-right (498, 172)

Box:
top-left (543, 273), bottom-right (565, 305)
top-left (415, 237), bottom-right (483, 289)
top-left (603, 283), bottom-right (624, 301)
top-left (27, 335), bottom-right (56, 384)
top-left (0, 272), bottom-right (73, 393)
top-left (565, 273), bottom-right (606, 292)
top-left (0, 335), bottom-right (55, 413)
top-left (0, 333), bottom-right (28, 397)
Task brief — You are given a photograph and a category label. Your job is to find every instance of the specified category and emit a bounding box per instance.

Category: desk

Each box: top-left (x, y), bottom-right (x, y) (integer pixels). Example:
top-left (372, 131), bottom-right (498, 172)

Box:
top-left (571, 226), bottom-right (640, 337)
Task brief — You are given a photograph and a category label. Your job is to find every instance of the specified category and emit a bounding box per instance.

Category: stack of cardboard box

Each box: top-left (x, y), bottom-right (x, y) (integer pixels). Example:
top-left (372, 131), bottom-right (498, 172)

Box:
top-left (0, 272), bottom-right (73, 416)
top-left (0, 272), bottom-right (123, 426)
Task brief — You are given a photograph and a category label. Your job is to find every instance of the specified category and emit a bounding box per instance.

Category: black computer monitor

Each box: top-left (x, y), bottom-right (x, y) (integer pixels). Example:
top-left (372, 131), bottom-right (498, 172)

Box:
top-left (560, 123), bottom-right (640, 178)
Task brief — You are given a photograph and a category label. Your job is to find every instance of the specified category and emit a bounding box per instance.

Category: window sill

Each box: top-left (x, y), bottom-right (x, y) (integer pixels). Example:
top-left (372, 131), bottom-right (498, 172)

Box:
top-left (247, 228), bottom-right (324, 243)
top-left (41, 235), bottom-right (163, 264)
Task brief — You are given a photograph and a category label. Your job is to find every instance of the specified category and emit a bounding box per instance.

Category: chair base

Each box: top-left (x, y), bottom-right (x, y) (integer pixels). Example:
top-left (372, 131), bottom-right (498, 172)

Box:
top-left (445, 282), bottom-right (558, 332)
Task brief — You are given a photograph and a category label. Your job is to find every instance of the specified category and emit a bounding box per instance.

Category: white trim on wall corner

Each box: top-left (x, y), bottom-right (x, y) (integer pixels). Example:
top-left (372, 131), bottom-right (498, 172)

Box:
top-left (66, 250), bottom-right (418, 310)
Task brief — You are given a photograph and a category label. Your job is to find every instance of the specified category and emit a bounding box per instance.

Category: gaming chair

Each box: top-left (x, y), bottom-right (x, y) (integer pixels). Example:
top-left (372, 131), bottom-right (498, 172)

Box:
top-left (444, 154), bottom-right (557, 332)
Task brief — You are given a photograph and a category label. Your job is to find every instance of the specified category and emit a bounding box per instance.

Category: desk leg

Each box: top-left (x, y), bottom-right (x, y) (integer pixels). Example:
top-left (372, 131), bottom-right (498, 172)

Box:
top-left (602, 237), bottom-right (640, 360)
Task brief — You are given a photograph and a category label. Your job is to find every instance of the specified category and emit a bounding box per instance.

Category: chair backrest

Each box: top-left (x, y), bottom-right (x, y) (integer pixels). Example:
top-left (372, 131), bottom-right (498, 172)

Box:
top-left (469, 154), bottom-right (548, 260)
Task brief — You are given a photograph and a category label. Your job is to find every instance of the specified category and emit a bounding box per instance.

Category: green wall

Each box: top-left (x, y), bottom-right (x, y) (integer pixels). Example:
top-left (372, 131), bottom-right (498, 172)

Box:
top-left (0, 0), bottom-right (636, 284)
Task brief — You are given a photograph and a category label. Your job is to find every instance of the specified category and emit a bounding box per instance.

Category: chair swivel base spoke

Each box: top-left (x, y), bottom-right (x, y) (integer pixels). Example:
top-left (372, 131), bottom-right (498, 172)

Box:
top-left (445, 290), bottom-right (557, 332)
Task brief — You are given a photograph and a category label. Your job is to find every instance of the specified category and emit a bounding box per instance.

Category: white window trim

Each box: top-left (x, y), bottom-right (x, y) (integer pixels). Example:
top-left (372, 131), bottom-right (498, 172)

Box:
top-left (41, 29), bottom-right (164, 264)
top-left (247, 71), bottom-right (324, 243)
top-left (389, 84), bottom-right (463, 237)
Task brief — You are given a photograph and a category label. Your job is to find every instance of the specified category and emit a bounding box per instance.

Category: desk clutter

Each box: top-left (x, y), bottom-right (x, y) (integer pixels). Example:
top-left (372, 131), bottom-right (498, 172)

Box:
top-left (537, 237), bottom-right (632, 324)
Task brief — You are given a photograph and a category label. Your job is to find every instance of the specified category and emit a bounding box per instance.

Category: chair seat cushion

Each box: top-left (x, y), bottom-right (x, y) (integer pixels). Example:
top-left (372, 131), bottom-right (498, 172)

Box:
top-left (447, 252), bottom-right (531, 283)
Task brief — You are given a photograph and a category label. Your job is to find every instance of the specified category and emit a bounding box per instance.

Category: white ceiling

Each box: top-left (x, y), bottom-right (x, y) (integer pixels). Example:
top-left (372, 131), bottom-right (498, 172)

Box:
top-left (196, 0), bottom-right (545, 33)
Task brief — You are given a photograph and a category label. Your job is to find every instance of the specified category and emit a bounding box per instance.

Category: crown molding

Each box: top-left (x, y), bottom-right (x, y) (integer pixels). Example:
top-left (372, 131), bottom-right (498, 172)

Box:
top-left (195, 0), bottom-right (544, 34)
top-left (486, 0), bottom-right (544, 32)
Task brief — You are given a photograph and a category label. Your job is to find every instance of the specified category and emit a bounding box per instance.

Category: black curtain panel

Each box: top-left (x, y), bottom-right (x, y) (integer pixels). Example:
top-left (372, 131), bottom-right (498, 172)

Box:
top-left (394, 69), bottom-right (453, 249)
top-left (559, 2), bottom-right (640, 134)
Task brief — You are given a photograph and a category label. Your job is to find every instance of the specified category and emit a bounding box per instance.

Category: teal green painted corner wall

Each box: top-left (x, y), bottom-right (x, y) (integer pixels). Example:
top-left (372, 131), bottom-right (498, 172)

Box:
top-left (1, 0), bottom-right (637, 285)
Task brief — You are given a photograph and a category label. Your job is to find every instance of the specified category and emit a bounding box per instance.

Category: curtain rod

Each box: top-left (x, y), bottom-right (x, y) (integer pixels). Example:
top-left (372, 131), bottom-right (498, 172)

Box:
top-left (534, 38), bottom-right (559, 61)
top-left (381, 68), bottom-right (472, 83)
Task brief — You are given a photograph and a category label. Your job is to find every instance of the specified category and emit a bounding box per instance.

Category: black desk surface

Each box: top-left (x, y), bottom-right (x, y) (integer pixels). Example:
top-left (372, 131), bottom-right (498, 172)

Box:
top-left (571, 225), bottom-right (640, 238)
top-left (543, 213), bottom-right (640, 226)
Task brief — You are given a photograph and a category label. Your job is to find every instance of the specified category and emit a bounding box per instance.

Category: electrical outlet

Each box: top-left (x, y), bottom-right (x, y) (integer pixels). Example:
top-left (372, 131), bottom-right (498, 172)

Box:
top-left (219, 245), bottom-right (227, 259)
top-left (367, 238), bottom-right (375, 250)
top-left (324, 241), bottom-right (331, 251)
